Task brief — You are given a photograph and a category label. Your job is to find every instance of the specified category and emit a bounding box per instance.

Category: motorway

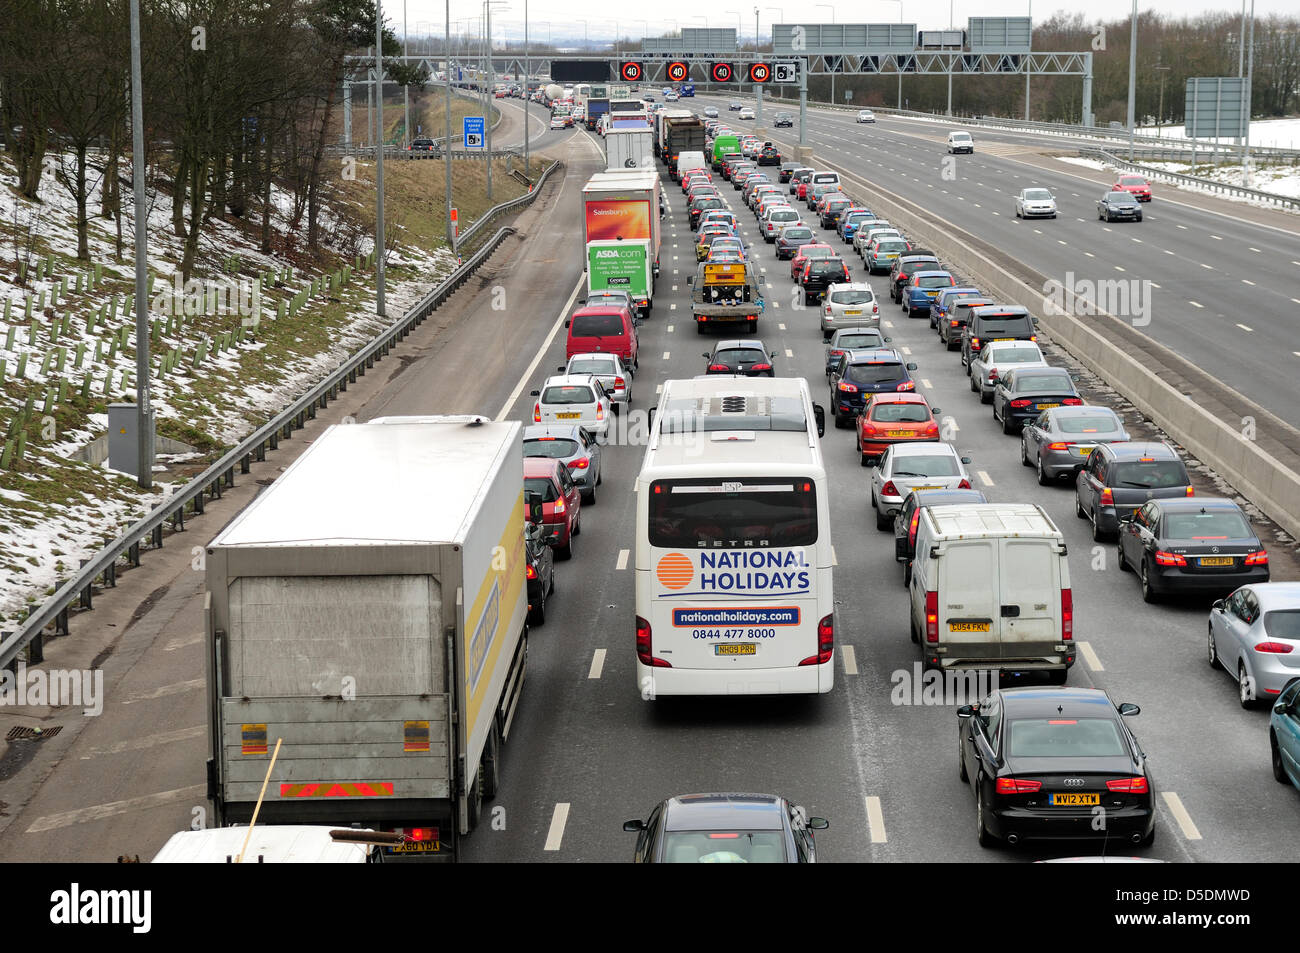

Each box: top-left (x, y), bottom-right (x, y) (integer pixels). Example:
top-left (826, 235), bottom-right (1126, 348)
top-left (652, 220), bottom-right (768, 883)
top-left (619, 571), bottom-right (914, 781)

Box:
top-left (1, 103), bottom-right (1297, 864)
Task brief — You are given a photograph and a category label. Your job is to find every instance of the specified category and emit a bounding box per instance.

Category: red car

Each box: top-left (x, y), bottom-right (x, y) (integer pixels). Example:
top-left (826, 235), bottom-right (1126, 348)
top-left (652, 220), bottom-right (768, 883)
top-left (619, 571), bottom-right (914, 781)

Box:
top-left (790, 242), bottom-right (835, 280)
top-left (681, 171), bottom-right (712, 193)
top-left (855, 393), bottom-right (941, 466)
top-left (1113, 174), bottom-right (1152, 201)
top-left (523, 458), bottom-right (582, 559)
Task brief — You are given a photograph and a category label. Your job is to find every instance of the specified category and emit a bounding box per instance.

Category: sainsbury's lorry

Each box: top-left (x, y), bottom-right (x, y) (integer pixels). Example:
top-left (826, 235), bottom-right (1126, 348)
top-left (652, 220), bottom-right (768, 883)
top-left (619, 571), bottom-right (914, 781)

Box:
top-left (204, 416), bottom-right (528, 861)
top-left (582, 170), bottom-right (662, 317)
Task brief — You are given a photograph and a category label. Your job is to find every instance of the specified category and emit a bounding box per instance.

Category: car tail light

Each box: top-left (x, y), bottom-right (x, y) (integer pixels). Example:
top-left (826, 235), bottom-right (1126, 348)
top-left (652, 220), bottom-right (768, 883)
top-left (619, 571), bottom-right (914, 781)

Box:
top-left (1099, 487), bottom-right (1114, 506)
top-left (1185, 485), bottom-right (1195, 497)
top-left (568, 458), bottom-right (589, 469)
top-left (708, 363), bottom-right (730, 372)
top-left (824, 305), bottom-right (833, 315)
top-left (636, 615), bottom-right (671, 668)
top-left (596, 403), bottom-right (604, 421)
top-left (1245, 550), bottom-right (1269, 566)
top-left (838, 381), bottom-right (858, 392)
top-left (995, 778), bottom-right (1042, 794)
top-left (957, 478), bottom-right (972, 489)
top-left (1009, 398), bottom-right (1032, 408)
top-left (908, 511), bottom-right (920, 547)
top-left (970, 337), bottom-right (981, 350)
top-left (614, 376), bottom-right (625, 389)
top-left (925, 591), bottom-right (939, 642)
top-left (897, 381), bottom-right (915, 391)
top-left (1046, 442), bottom-right (1069, 451)
top-left (873, 303), bottom-right (879, 314)
top-left (1061, 588), bottom-right (1073, 640)
top-left (751, 363), bottom-right (773, 372)
top-left (1154, 550), bottom-right (1186, 566)
top-left (552, 498), bottom-right (566, 514)
top-left (881, 480), bottom-right (899, 497)
top-left (533, 402), bottom-right (541, 422)
top-left (799, 614), bottom-right (835, 666)
top-left (526, 563), bottom-right (538, 580)
top-left (950, 319), bottom-right (959, 326)
top-left (1255, 641), bottom-right (1293, 654)
top-left (1105, 777), bottom-right (1149, 794)
top-left (988, 368), bottom-right (998, 380)
top-left (1063, 398), bottom-right (1083, 405)
top-left (830, 349), bottom-right (844, 359)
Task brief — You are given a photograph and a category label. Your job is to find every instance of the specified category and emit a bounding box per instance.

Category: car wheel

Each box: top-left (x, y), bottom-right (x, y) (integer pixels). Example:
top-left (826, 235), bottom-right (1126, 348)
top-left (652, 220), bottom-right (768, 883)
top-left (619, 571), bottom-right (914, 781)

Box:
top-left (584, 484), bottom-right (596, 505)
top-left (1091, 509), bottom-right (1108, 542)
top-left (1036, 455), bottom-right (1052, 486)
top-left (1207, 625), bottom-right (1221, 669)
top-left (958, 735), bottom-right (969, 781)
top-left (1117, 540), bottom-right (1131, 572)
top-left (903, 560), bottom-right (912, 588)
top-left (876, 505), bottom-right (892, 531)
top-left (980, 386), bottom-right (992, 405)
top-left (1140, 559), bottom-right (1159, 603)
top-left (975, 787), bottom-right (996, 848)
top-left (1239, 662), bottom-right (1259, 710)
top-left (909, 613), bottom-right (919, 644)
top-left (1001, 412), bottom-right (1016, 435)
top-left (1076, 495), bottom-right (1088, 519)
top-left (1136, 213), bottom-right (1143, 222)
top-left (556, 530), bottom-right (574, 560)
top-left (529, 587), bottom-right (546, 626)
top-left (1021, 438), bottom-right (1033, 467)
top-left (823, 330), bottom-right (832, 341)
top-left (969, 373), bottom-right (978, 393)
top-left (1274, 731), bottom-right (1290, 783)
top-left (1140, 825), bottom-right (1155, 848)
top-left (573, 514), bottom-right (582, 537)
top-left (1015, 208), bottom-right (1020, 218)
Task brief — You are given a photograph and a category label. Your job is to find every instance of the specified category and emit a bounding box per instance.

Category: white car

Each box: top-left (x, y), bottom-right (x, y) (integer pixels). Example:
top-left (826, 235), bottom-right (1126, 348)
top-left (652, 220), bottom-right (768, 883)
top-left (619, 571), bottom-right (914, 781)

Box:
top-left (870, 442), bottom-right (973, 530)
top-left (738, 107), bottom-right (755, 120)
top-left (761, 205), bottom-right (801, 242)
top-left (665, 91), bottom-right (679, 102)
top-left (560, 353), bottom-right (632, 410)
top-left (549, 115), bottom-right (570, 130)
top-left (821, 282), bottom-right (879, 337)
top-left (1015, 187), bottom-right (1058, 219)
top-left (856, 110), bottom-right (876, 123)
top-left (530, 374), bottom-right (612, 437)
top-left (969, 340), bottom-right (1048, 403)
top-left (704, 106), bottom-right (719, 117)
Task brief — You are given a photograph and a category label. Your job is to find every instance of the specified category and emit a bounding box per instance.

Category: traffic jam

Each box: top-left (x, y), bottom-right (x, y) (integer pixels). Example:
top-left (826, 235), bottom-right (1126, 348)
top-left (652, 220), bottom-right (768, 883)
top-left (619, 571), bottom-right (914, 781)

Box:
top-left (517, 86), bottom-right (1300, 862)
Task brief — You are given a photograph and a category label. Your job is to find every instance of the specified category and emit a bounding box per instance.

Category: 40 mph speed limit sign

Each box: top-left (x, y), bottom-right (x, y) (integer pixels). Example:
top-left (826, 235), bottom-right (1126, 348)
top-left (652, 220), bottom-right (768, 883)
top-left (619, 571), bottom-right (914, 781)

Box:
top-left (620, 61), bottom-right (643, 82)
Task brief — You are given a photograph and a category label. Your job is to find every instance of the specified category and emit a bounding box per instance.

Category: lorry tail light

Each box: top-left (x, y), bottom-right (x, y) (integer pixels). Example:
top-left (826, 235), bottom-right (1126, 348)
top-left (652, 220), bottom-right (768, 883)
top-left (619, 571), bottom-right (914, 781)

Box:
top-left (925, 591), bottom-right (939, 642)
top-left (1061, 588), bottom-right (1073, 639)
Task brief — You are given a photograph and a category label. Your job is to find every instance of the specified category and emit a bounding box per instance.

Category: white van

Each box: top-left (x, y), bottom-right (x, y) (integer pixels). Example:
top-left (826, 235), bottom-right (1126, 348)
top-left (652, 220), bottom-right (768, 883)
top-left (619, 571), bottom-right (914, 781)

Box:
top-left (152, 826), bottom-right (381, 863)
top-left (908, 503), bottom-right (1076, 682)
top-left (676, 150), bottom-right (707, 179)
top-left (947, 131), bottom-right (974, 154)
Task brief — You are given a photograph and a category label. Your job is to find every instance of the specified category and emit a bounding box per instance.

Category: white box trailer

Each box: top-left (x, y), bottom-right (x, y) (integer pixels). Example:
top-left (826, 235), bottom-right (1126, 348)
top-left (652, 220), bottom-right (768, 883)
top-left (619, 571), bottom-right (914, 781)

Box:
top-left (605, 128), bottom-right (655, 171)
top-left (204, 416), bottom-right (528, 860)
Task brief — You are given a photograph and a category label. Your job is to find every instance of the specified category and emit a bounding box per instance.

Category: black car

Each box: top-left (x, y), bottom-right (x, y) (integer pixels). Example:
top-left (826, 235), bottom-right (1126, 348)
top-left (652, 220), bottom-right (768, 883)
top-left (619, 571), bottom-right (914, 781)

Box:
top-left (959, 687), bottom-right (1155, 848)
top-left (894, 488), bottom-right (988, 585)
top-left (1098, 191), bottom-right (1143, 222)
top-left (408, 137), bottom-right (439, 155)
top-left (1075, 441), bottom-right (1193, 542)
top-left (828, 348), bottom-right (918, 426)
top-left (960, 305), bottom-right (1037, 368)
top-left (523, 516), bottom-right (555, 625)
top-left (888, 254), bottom-right (941, 302)
top-left (773, 113), bottom-right (794, 128)
top-left (1117, 497), bottom-right (1269, 603)
top-left (703, 339), bottom-right (776, 377)
top-left (758, 143), bottom-right (781, 165)
top-left (778, 161), bottom-right (806, 183)
top-left (624, 793), bottom-right (828, 863)
top-left (939, 297), bottom-right (995, 350)
top-left (818, 197), bottom-right (853, 230)
top-left (688, 197), bottom-right (725, 229)
top-left (991, 366), bottom-right (1081, 434)
top-left (775, 224), bottom-right (816, 260)
top-left (799, 256), bottom-right (852, 305)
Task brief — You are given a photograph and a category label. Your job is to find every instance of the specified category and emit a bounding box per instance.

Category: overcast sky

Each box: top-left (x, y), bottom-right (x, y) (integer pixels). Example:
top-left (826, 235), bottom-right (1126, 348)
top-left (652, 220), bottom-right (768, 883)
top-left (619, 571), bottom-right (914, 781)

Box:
top-left (395, 1), bottom-right (1290, 46)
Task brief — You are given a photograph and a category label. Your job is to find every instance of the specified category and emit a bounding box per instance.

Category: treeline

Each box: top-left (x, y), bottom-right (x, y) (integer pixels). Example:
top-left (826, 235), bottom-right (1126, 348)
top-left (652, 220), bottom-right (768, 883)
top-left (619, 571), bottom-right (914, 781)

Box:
top-left (0, 0), bottom-right (424, 276)
top-left (794, 10), bottom-right (1299, 126)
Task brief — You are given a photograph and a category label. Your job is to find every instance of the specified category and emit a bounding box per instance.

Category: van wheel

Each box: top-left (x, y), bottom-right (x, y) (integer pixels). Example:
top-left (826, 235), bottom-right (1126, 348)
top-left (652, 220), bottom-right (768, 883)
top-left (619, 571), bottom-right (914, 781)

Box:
top-left (903, 560), bottom-right (912, 588)
top-left (909, 614), bottom-right (919, 644)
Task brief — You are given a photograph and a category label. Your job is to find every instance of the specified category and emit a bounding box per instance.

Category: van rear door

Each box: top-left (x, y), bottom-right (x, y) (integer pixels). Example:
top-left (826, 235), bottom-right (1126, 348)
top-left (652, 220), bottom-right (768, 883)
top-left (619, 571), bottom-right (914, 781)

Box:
top-left (998, 538), bottom-right (1061, 659)
top-left (937, 540), bottom-right (999, 657)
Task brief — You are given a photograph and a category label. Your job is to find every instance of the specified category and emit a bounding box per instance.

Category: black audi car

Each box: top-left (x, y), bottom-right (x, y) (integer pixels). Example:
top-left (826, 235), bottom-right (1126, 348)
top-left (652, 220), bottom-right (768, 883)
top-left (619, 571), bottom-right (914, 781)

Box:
top-left (1117, 497), bottom-right (1270, 603)
top-left (959, 687), bottom-right (1155, 848)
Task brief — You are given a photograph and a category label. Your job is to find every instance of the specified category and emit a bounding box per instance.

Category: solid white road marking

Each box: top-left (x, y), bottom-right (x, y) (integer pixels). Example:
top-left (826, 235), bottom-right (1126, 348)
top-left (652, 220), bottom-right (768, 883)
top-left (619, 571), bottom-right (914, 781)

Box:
top-left (670, 303), bottom-right (677, 310)
top-left (588, 649), bottom-right (606, 679)
top-left (544, 803), bottom-right (571, 850)
top-left (616, 548), bottom-right (629, 571)
top-left (496, 274), bottom-right (585, 421)
top-left (26, 784), bottom-right (207, 833)
top-left (122, 678), bottom-right (204, 704)
top-left (1078, 641), bottom-right (1104, 671)
top-left (977, 470), bottom-right (994, 487)
top-left (865, 796), bottom-right (888, 844)
top-left (1241, 279), bottom-right (1255, 286)
top-left (1161, 792), bottom-right (1203, 840)
top-left (841, 646), bottom-right (858, 676)
top-left (81, 725), bottom-right (205, 759)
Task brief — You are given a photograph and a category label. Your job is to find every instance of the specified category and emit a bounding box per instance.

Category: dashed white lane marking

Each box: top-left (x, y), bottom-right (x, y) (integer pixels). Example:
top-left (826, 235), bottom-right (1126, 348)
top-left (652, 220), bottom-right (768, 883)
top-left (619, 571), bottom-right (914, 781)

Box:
top-left (1115, 266), bottom-right (1125, 272)
top-left (662, 351), bottom-right (670, 360)
top-left (1078, 641), bottom-right (1104, 671)
top-left (779, 323), bottom-right (787, 330)
top-left (1241, 279), bottom-right (1255, 286)
top-left (1200, 263), bottom-right (1213, 269)
top-left (588, 649), bottom-right (606, 679)
top-left (865, 796), bottom-right (888, 844)
top-left (1189, 301), bottom-right (1204, 308)
top-left (1236, 323), bottom-right (1253, 332)
top-left (670, 303), bottom-right (677, 310)
top-left (841, 645), bottom-right (858, 676)
top-left (616, 548), bottom-right (629, 571)
top-left (667, 324), bottom-right (674, 332)
top-left (977, 470), bottom-right (994, 487)
top-left (900, 346), bottom-right (911, 355)
top-left (785, 348), bottom-right (794, 358)
top-left (1161, 792), bottom-right (1203, 841)
top-left (544, 803), bottom-right (571, 851)
top-left (656, 383), bottom-right (663, 393)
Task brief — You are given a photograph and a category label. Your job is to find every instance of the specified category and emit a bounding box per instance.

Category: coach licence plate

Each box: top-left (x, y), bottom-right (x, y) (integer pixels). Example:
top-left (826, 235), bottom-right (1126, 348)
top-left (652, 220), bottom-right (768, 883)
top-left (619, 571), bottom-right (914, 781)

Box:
top-left (715, 644), bottom-right (757, 656)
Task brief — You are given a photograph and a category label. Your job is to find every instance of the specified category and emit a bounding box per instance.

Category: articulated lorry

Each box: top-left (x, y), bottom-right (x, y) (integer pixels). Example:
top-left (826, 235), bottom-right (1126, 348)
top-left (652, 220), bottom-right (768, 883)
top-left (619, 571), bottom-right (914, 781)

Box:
top-left (205, 416), bottom-right (529, 861)
top-left (606, 128), bottom-right (655, 170)
top-left (663, 115), bottom-right (706, 180)
top-left (689, 260), bottom-right (765, 334)
top-left (582, 170), bottom-right (662, 318)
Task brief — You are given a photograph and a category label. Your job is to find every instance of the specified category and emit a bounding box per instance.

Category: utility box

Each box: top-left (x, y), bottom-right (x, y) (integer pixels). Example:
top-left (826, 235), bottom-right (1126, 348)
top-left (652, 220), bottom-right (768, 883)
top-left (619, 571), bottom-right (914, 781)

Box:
top-left (107, 403), bottom-right (154, 478)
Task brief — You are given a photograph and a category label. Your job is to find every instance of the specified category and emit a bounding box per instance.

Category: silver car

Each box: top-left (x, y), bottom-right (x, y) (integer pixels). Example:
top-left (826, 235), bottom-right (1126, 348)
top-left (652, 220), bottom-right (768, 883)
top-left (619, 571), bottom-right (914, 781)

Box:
top-left (561, 352), bottom-right (633, 410)
top-left (1208, 583), bottom-right (1300, 708)
top-left (522, 424), bottom-right (603, 501)
top-left (820, 282), bottom-right (879, 338)
top-left (870, 443), bottom-right (973, 530)
top-left (855, 224), bottom-right (900, 259)
top-left (969, 340), bottom-right (1047, 402)
top-left (1020, 405), bottom-right (1129, 484)
top-left (1016, 187), bottom-right (1058, 219)
top-left (824, 327), bottom-right (892, 377)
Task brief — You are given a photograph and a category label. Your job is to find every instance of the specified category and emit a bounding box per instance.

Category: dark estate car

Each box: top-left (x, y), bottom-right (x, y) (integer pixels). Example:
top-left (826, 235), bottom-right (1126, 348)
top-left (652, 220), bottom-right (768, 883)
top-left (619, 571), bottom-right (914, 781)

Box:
top-left (959, 688), bottom-right (1155, 848)
top-left (961, 305), bottom-right (1037, 368)
top-left (798, 256), bottom-right (853, 305)
top-left (1075, 441), bottom-right (1193, 542)
top-left (773, 113), bottom-right (794, 128)
top-left (624, 793), bottom-right (828, 863)
top-left (828, 347), bottom-right (917, 426)
top-left (523, 518), bottom-right (555, 625)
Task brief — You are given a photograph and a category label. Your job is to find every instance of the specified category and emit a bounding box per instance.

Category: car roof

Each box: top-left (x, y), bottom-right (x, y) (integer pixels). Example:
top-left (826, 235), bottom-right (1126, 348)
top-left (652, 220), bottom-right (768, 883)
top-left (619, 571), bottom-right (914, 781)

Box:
top-left (1148, 496), bottom-right (1241, 513)
top-left (998, 687), bottom-right (1118, 716)
top-left (523, 424), bottom-right (584, 440)
top-left (827, 281), bottom-right (872, 292)
top-left (522, 457), bottom-right (564, 478)
top-left (890, 442), bottom-right (960, 457)
top-left (845, 347), bottom-right (903, 361)
top-left (1100, 441), bottom-right (1177, 460)
top-left (1251, 582), bottom-right (1300, 605)
top-left (911, 488), bottom-right (987, 504)
top-left (1047, 404), bottom-right (1113, 417)
top-left (663, 793), bottom-right (787, 831)
top-left (868, 392), bottom-right (929, 404)
top-left (912, 269), bottom-right (953, 278)
top-left (541, 373), bottom-right (599, 388)
top-left (714, 339), bottom-right (767, 348)
top-left (571, 305), bottom-right (627, 316)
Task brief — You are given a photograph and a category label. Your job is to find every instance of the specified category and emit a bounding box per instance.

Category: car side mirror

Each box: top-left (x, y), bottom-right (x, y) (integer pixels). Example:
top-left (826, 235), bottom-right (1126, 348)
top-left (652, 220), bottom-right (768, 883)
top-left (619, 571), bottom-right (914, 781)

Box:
top-left (807, 817), bottom-right (830, 831)
top-left (906, 362), bottom-right (917, 371)
top-left (1118, 511), bottom-right (1134, 523)
top-left (884, 337), bottom-right (893, 343)
top-left (930, 407), bottom-right (941, 415)
top-left (1117, 703), bottom-right (1140, 717)
top-left (564, 319), bottom-right (570, 328)
top-left (648, 407), bottom-right (656, 428)
top-left (529, 389), bottom-right (540, 397)
top-left (956, 705), bottom-right (974, 719)
top-left (813, 404), bottom-right (826, 437)
top-left (960, 456), bottom-right (971, 465)
top-left (557, 365), bottom-right (566, 372)
top-left (702, 352), bottom-right (710, 359)
top-left (622, 819), bottom-right (646, 833)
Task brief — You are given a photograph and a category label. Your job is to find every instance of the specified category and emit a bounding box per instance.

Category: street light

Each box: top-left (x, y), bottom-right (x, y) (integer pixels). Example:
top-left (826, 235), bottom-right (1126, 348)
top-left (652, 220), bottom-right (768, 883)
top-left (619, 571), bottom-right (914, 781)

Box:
top-left (816, 4), bottom-right (835, 105)
top-left (1126, 0), bottom-right (1136, 160)
top-left (725, 9), bottom-right (742, 45)
top-left (1154, 64), bottom-right (1171, 133)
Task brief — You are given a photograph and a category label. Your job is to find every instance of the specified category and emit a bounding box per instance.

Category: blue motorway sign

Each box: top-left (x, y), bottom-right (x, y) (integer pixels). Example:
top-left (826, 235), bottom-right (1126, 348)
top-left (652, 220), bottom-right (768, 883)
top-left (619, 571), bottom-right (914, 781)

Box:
top-left (463, 116), bottom-right (485, 149)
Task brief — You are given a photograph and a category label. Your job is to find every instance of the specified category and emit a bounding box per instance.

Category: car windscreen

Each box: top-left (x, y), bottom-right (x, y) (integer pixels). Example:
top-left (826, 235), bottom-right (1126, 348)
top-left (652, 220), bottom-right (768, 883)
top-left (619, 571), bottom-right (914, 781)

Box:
top-left (1162, 510), bottom-right (1252, 540)
top-left (875, 240), bottom-right (908, 253)
top-left (810, 261), bottom-right (845, 275)
top-left (769, 211), bottom-right (798, 221)
top-left (976, 317), bottom-right (1033, 336)
top-left (571, 314), bottom-right (625, 337)
top-left (715, 348), bottom-right (765, 366)
top-left (837, 333), bottom-right (883, 349)
top-left (1023, 189), bottom-right (1052, 200)
top-left (541, 385), bottom-right (595, 405)
top-left (988, 347), bottom-right (1041, 364)
top-left (950, 133), bottom-right (972, 141)
top-left (660, 831), bottom-right (786, 863)
top-left (782, 228), bottom-right (813, 240)
top-left (524, 438), bottom-right (579, 459)
top-left (870, 403), bottom-right (930, 423)
top-left (1110, 460), bottom-right (1188, 488)
top-left (568, 357), bottom-right (617, 375)
top-left (1119, 177), bottom-right (1147, 186)
top-left (812, 174), bottom-right (838, 183)
top-left (1108, 192), bottom-right (1138, 204)
top-left (524, 477), bottom-right (559, 503)
top-left (830, 290), bottom-right (873, 305)
top-left (648, 477), bottom-right (818, 548)
top-left (917, 275), bottom-right (952, 288)
top-left (1013, 373), bottom-right (1072, 392)
top-left (1006, 718), bottom-right (1127, 758)
top-left (892, 454), bottom-right (959, 477)
top-left (1055, 414), bottom-right (1116, 434)
top-left (845, 213), bottom-right (873, 224)
top-left (803, 246), bottom-right (833, 258)
top-left (846, 362), bottom-right (904, 385)
top-left (1263, 611), bottom-right (1300, 641)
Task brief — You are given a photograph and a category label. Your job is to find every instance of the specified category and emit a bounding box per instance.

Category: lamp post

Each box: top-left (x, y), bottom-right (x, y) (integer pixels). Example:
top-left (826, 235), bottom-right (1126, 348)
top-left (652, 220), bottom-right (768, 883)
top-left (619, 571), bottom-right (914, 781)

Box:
top-left (375, 0), bottom-right (387, 317)
top-left (1154, 64), bottom-right (1170, 132)
top-left (403, 0), bottom-right (409, 147)
top-left (1126, 0), bottom-right (1137, 160)
top-left (445, 0), bottom-right (454, 254)
top-left (128, 0), bottom-right (152, 486)
top-left (816, 4), bottom-right (834, 104)
top-left (1242, 0), bottom-right (1255, 186)
top-left (524, 0), bottom-right (530, 175)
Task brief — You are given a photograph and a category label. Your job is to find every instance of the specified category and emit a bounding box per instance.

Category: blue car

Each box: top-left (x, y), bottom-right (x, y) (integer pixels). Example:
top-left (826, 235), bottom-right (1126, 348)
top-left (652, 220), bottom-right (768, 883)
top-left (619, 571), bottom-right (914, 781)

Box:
top-left (827, 347), bottom-right (918, 427)
top-left (1272, 680), bottom-right (1300, 792)
top-left (929, 286), bottom-right (982, 331)
top-left (837, 208), bottom-right (875, 244)
top-left (900, 270), bottom-right (956, 319)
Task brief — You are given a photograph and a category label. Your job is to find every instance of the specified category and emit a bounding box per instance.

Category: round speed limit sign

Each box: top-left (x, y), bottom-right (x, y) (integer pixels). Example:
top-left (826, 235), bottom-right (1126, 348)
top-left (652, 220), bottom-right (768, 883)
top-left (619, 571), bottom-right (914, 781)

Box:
top-left (620, 61), bottom-right (643, 82)
top-left (667, 61), bottom-right (688, 82)
top-left (710, 62), bottom-right (733, 83)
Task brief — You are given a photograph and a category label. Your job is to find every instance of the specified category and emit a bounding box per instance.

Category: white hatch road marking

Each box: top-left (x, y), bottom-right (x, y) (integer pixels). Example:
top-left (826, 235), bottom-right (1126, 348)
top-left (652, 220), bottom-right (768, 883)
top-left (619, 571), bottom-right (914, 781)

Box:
top-left (1078, 641), bottom-right (1104, 672)
top-left (785, 348), bottom-right (794, 358)
top-left (773, 301), bottom-right (781, 309)
top-left (1189, 301), bottom-right (1204, 309)
top-left (616, 548), bottom-right (629, 571)
top-left (1161, 792), bottom-right (1203, 841)
top-left (1164, 249), bottom-right (1175, 255)
top-left (122, 678), bottom-right (204, 704)
top-left (26, 784), bottom-right (207, 834)
top-left (883, 321), bottom-right (894, 328)
top-left (164, 633), bottom-right (203, 652)
top-left (496, 274), bottom-right (585, 421)
top-left (544, 803), bottom-right (571, 851)
top-left (977, 470), bottom-right (994, 487)
top-left (81, 725), bottom-right (205, 759)
top-left (779, 323), bottom-right (787, 330)
top-left (1176, 224), bottom-right (1188, 230)
top-left (921, 379), bottom-right (932, 389)
top-left (901, 346), bottom-right (912, 355)
top-left (865, 796), bottom-right (888, 844)
top-left (588, 649), bottom-right (606, 679)
top-left (662, 351), bottom-right (671, 360)
top-left (841, 645), bottom-right (859, 676)
top-left (1236, 324), bottom-right (1253, 332)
